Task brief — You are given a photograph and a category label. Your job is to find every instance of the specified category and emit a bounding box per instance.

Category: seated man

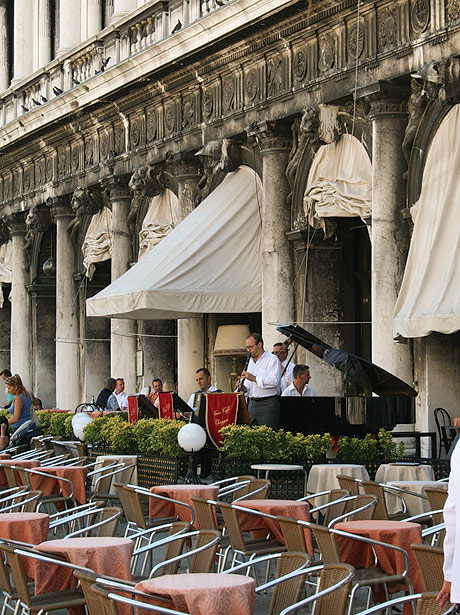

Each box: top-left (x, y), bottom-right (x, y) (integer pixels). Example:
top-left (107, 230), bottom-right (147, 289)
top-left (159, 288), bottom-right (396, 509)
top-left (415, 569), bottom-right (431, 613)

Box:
top-left (281, 364), bottom-right (316, 397)
top-left (187, 368), bottom-right (221, 410)
top-left (114, 378), bottom-right (128, 411)
top-left (148, 378), bottom-right (163, 409)
top-left (96, 377), bottom-right (120, 411)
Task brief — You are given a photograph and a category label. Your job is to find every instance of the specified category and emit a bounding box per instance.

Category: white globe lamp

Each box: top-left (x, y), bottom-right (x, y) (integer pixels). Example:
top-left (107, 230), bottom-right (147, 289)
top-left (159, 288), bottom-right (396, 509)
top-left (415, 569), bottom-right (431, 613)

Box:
top-left (72, 413), bottom-right (93, 440)
top-left (177, 423), bottom-right (207, 484)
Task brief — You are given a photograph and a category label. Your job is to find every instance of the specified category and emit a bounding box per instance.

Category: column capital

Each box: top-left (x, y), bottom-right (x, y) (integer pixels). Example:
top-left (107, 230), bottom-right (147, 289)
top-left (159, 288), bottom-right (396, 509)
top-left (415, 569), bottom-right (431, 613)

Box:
top-left (5, 212), bottom-right (26, 236)
top-left (354, 80), bottom-right (408, 121)
top-left (166, 153), bottom-right (202, 181)
top-left (47, 197), bottom-right (73, 221)
top-left (101, 174), bottom-right (131, 202)
top-left (245, 120), bottom-right (292, 154)
top-left (368, 99), bottom-right (407, 121)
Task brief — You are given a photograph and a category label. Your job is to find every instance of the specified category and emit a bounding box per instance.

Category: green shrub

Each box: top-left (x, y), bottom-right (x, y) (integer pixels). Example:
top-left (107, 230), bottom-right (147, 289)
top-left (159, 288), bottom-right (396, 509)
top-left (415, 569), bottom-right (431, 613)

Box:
top-left (134, 419), bottom-right (187, 458)
top-left (219, 425), bottom-right (330, 463)
top-left (338, 429), bottom-right (404, 464)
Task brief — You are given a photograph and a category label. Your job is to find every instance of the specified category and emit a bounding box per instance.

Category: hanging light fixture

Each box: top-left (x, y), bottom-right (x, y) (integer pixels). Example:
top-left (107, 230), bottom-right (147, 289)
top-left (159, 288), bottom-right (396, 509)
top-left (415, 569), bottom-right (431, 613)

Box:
top-left (42, 226), bottom-right (56, 276)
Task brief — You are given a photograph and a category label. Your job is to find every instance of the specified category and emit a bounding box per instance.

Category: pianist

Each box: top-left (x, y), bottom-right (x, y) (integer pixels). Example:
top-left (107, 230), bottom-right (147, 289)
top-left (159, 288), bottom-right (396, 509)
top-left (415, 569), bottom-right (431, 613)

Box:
top-left (281, 364), bottom-right (316, 397)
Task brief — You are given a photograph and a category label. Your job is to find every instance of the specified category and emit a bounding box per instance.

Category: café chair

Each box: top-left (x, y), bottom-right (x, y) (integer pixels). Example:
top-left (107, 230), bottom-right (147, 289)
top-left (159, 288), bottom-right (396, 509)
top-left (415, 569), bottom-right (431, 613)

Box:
top-left (405, 510), bottom-right (446, 546)
top-left (0, 541), bottom-right (87, 615)
top-left (297, 488), bottom-right (350, 525)
top-left (278, 563), bottom-right (355, 615)
top-left (311, 525), bottom-right (414, 615)
top-left (410, 543), bottom-right (444, 592)
top-left (336, 475), bottom-right (361, 496)
top-left (434, 407), bottom-right (456, 458)
top-left (87, 462), bottom-right (136, 504)
top-left (354, 592), bottom-right (455, 615)
top-left (425, 486), bottom-right (448, 528)
top-left (360, 480), bottom-right (408, 520)
top-left (130, 521), bottom-right (191, 576)
top-left (63, 506), bottom-right (122, 538)
top-left (232, 478), bottom-right (270, 502)
top-left (91, 580), bottom-right (188, 615)
top-left (0, 489), bottom-right (43, 513)
top-left (9, 466), bottom-right (78, 512)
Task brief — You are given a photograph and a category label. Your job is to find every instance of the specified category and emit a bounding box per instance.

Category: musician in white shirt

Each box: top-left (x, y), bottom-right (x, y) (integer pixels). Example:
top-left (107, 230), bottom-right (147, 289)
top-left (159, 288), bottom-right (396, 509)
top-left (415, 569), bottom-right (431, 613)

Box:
top-left (438, 441), bottom-right (459, 606)
top-left (187, 368), bottom-right (221, 409)
top-left (281, 364), bottom-right (316, 397)
top-left (241, 333), bottom-right (281, 428)
top-left (273, 342), bottom-right (295, 391)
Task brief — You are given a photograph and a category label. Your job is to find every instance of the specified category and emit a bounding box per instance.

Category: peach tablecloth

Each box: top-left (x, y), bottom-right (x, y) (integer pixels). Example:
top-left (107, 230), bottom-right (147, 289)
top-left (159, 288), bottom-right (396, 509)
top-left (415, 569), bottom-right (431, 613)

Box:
top-left (136, 573), bottom-right (255, 615)
top-left (0, 459), bottom-right (41, 487)
top-left (236, 498), bottom-right (313, 556)
top-left (35, 537), bottom-right (133, 615)
top-left (0, 512), bottom-right (49, 576)
top-left (149, 484), bottom-right (219, 528)
top-left (335, 520), bottom-right (423, 594)
top-left (30, 465), bottom-right (88, 504)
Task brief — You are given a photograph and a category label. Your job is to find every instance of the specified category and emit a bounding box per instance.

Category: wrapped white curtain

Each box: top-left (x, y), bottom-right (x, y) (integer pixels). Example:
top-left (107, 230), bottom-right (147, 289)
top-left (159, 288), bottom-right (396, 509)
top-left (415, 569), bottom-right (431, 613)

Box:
top-left (0, 241), bottom-right (12, 308)
top-left (303, 134), bottom-right (372, 239)
top-left (138, 189), bottom-right (179, 259)
top-left (82, 207), bottom-right (113, 280)
top-left (394, 104), bottom-right (460, 339)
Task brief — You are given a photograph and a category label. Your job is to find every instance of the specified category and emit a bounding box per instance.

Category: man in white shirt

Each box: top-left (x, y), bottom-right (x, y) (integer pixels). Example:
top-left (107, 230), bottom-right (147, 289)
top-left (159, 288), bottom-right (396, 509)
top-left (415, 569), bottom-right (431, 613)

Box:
top-left (273, 342), bottom-right (294, 392)
top-left (241, 332), bottom-right (281, 429)
top-left (114, 378), bottom-right (129, 411)
top-left (187, 368), bottom-right (221, 410)
top-left (438, 441), bottom-right (459, 607)
top-left (281, 364), bottom-right (316, 397)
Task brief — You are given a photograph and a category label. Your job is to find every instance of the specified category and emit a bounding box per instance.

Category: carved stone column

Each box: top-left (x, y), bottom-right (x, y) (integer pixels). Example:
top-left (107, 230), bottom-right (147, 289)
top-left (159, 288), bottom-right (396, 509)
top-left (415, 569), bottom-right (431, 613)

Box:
top-left (368, 92), bottom-right (412, 385)
top-left (106, 176), bottom-right (137, 393)
top-left (12, 0), bottom-right (33, 83)
top-left (0, 1), bottom-right (9, 91)
top-left (57, 0), bottom-right (81, 56)
top-left (7, 215), bottom-right (32, 388)
top-left (247, 121), bottom-right (295, 349)
top-left (170, 157), bottom-right (204, 399)
top-left (52, 201), bottom-right (81, 409)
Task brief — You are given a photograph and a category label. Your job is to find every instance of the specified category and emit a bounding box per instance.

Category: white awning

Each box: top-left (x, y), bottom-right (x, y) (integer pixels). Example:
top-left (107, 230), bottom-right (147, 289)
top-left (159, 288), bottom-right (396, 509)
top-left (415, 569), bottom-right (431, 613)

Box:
top-left (86, 165), bottom-right (262, 320)
top-left (0, 240), bottom-right (12, 309)
top-left (393, 104), bottom-right (460, 339)
top-left (82, 206), bottom-right (112, 280)
top-left (138, 189), bottom-right (179, 259)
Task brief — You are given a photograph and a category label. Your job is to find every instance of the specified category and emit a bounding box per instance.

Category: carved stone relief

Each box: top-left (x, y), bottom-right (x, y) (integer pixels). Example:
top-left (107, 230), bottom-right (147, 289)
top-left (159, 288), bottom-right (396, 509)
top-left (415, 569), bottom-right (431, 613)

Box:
top-left (71, 144), bottom-right (80, 172)
top-left (222, 77), bottom-right (235, 112)
top-left (114, 123), bottom-right (125, 155)
top-left (348, 20), bottom-right (364, 61)
top-left (3, 175), bottom-right (11, 201)
top-left (411, 57), bottom-right (460, 104)
top-left (318, 34), bottom-right (335, 72)
top-left (46, 157), bottom-right (53, 182)
top-left (245, 69), bottom-right (258, 102)
top-left (67, 186), bottom-right (104, 238)
top-left (24, 205), bottom-right (51, 258)
top-left (195, 138), bottom-right (242, 199)
top-left (57, 148), bottom-right (67, 179)
top-left (411, 0), bottom-right (430, 34)
top-left (447, 0), bottom-right (460, 24)
top-left (0, 218), bottom-right (9, 246)
top-left (146, 108), bottom-right (158, 141)
top-left (202, 89), bottom-right (214, 119)
top-left (267, 56), bottom-right (284, 97)
top-left (130, 119), bottom-right (141, 147)
top-left (23, 165), bottom-right (33, 192)
top-left (100, 132), bottom-right (110, 161)
top-left (128, 165), bottom-right (165, 239)
top-left (164, 104), bottom-right (176, 135)
top-left (378, 6), bottom-right (397, 52)
top-left (182, 95), bottom-right (195, 129)
top-left (85, 139), bottom-right (95, 168)
top-left (293, 50), bottom-right (307, 82)
top-left (402, 78), bottom-right (427, 177)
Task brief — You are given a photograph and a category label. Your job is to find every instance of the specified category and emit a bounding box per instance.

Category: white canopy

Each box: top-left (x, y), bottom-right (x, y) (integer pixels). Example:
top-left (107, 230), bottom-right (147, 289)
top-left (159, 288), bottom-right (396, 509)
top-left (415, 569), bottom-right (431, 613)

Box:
top-left (0, 240), bottom-right (12, 308)
top-left (86, 165), bottom-right (262, 320)
top-left (82, 206), bottom-right (112, 280)
top-left (393, 104), bottom-right (460, 339)
top-left (138, 189), bottom-right (179, 259)
top-left (303, 134), bottom-right (372, 239)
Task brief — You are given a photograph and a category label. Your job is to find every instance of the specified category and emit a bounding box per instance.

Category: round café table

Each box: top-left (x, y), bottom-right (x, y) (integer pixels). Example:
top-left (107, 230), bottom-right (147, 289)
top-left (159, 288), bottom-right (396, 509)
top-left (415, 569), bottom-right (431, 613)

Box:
top-left (375, 463), bottom-right (435, 484)
top-left (334, 519), bottom-right (424, 596)
top-left (149, 484), bottom-right (219, 528)
top-left (307, 463), bottom-right (369, 507)
top-left (135, 573), bottom-right (255, 615)
top-left (0, 459), bottom-right (41, 488)
top-left (385, 480), bottom-right (448, 517)
top-left (235, 498), bottom-right (313, 556)
top-left (0, 512), bottom-right (49, 576)
top-left (30, 465), bottom-right (88, 505)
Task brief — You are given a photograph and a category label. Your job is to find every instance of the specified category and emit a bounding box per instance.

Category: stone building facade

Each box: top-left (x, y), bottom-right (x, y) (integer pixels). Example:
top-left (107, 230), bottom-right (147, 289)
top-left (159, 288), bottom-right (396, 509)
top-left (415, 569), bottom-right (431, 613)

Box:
top-left (0, 0), bottom-right (459, 448)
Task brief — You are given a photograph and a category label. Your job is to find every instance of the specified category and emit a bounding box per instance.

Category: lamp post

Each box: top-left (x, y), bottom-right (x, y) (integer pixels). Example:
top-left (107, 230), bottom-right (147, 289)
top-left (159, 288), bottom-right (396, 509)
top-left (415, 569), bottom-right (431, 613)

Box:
top-left (177, 422), bottom-right (207, 484)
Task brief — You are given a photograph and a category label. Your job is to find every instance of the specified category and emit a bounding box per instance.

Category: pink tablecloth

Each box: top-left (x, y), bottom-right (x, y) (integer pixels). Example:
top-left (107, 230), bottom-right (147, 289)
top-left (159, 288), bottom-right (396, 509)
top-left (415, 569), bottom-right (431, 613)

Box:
top-left (0, 512), bottom-right (49, 576)
top-left (30, 465), bottom-right (88, 505)
top-left (136, 573), bottom-right (255, 615)
top-left (149, 485), bottom-right (219, 528)
top-left (0, 459), bottom-right (40, 487)
top-left (236, 499), bottom-right (313, 556)
top-left (35, 537), bottom-right (133, 615)
top-left (335, 520), bottom-right (424, 595)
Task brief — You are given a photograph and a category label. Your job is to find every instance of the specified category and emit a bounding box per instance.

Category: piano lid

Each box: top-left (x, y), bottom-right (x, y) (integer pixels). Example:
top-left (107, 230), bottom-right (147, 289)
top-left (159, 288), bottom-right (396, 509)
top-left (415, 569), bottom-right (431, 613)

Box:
top-left (276, 324), bottom-right (417, 397)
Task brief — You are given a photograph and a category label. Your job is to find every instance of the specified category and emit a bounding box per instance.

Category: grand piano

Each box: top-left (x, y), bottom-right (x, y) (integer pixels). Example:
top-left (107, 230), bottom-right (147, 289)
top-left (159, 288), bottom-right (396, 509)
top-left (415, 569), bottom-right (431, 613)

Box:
top-left (277, 325), bottom-right (416, 436)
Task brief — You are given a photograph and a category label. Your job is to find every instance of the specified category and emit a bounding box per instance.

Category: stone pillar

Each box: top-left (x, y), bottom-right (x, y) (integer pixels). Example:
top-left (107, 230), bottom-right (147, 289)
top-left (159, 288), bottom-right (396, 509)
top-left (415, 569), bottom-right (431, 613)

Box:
top-left (12, 0), bottom-right (34, 83)
top-left (368, 95), bottom-right (412, 385)
top-left (8, 216), bottom-right (32, 388)
top-left (247, 121), bottom-right (295, 350)
top-left (111, 0), bottom-right (136, 22)
top-left (28, 284), bottom-right (56, 408)
top-left (53, 202), bottom-right (81, 410)
top-left (170, 157), bottom-right (204, 399)
top-left (0, 1), bottom-right (9, 92)
top-left (36, 0), bottom-right (52, 69)
top-left (86, 0), bottom-right (103, 38)
top-left (106, 176), bottom-right (137, 393)
top-left (57, 0), bottom-right (81, 56)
